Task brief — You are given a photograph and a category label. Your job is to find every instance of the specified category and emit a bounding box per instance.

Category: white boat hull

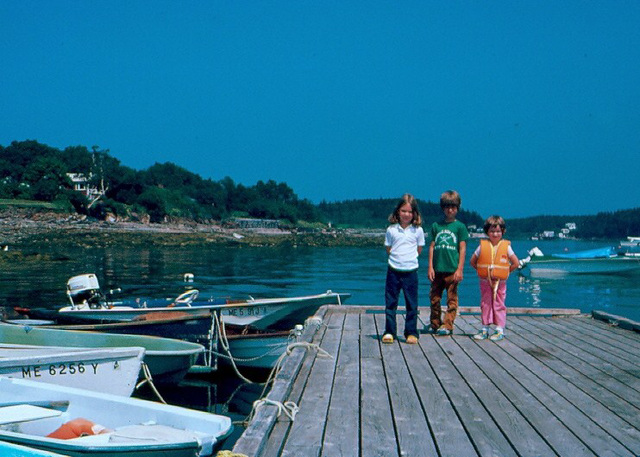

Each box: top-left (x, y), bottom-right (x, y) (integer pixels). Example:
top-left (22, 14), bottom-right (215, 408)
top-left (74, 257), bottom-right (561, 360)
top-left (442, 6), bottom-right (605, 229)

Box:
top-left (525, 257), bottom-right (640, 278)
top-left (0, 323), bottom-right (203, 384)
top-left (0, 346), bottom-right (144, 397)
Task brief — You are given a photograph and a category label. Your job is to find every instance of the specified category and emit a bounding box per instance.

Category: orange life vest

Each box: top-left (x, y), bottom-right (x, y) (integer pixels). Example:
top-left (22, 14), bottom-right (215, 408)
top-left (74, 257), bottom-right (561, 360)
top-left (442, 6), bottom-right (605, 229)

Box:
top-left (476, 239), bottom-right (511, 280)
top-left (47, 418), bottom-right (107, 439)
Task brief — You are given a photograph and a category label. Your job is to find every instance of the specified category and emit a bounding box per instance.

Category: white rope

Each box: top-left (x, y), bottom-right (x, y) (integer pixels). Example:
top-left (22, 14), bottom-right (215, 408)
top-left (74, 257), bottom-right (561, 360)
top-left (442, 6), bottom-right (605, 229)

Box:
top-left (135, 362), bottom-right (167, 404)
top-left (251, 398), bottom-right (299, 422)
top-left (212, 312), bottom-right (257, 384)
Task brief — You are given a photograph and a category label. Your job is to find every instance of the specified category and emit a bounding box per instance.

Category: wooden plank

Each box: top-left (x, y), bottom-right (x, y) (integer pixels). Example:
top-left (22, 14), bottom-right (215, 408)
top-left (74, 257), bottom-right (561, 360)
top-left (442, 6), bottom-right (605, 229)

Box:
top-left (359, 312), bottom-right (400, 457)
top-left (592, 310), bottom-right (640, 332)
top-left (568, 315), bottom-right (640, 351)
top-left (402, 333), bottom-right (477, 456)
top-left (518, 317), bottom-right (640, 392)
top-left (374, 314), bottom-right (437, 457)
top-left (279, 312), bottom-right (344, 457)
top-left (445, 334), bottom-right (558, 456)
top-left (476, 316), bottom-right (636, 457)
top-left (233, 306), bottom-right (329, 456)
top-left (427, 333), bottom-right (518, 457)
top-left (548, 315), bottom-right (640, 363)
top-left (544, 315), bottom-right (640, 365)
top-left (260, 310), bottom-right (332, 457)
top-left (456, 316), bottom-right (599, 456)
top-left (506, 317), bottom-right (640, 450)
top-left (321, 312), bottom-right (361, 457)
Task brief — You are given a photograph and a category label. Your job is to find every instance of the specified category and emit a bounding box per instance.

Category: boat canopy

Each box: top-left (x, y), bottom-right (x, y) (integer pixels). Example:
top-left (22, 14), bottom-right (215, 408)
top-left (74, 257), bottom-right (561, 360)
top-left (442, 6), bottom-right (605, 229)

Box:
top-left (551, 246), bottom-right (616, 260)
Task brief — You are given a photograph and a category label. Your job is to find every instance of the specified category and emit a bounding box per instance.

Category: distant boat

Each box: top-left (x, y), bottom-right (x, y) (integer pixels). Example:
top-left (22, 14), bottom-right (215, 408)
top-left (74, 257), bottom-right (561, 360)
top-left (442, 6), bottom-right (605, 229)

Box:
top-left (0, 344), bottom-right (144, 397)
top-left (519, 246), bottom-right (640, 278)
top-left (0, 376), bottom-right (233, 457)
top-left (619, 236), bottom-right (640, 257)
top-left (0, 323), bottom-right (204, 384)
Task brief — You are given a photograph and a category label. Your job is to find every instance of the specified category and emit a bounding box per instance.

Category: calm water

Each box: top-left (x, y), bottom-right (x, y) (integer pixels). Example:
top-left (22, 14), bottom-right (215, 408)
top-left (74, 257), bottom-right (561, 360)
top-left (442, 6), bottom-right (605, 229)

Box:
top-left (1, 238), bottom-right (639, 449)
top-left (2, 238), bottom-right (639, 322)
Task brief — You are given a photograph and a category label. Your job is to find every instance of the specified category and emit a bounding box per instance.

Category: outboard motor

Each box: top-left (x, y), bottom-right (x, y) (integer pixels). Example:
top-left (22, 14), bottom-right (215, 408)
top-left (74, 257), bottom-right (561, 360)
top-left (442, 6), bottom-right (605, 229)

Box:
top-left (67, 274), bottom-right (104, 309)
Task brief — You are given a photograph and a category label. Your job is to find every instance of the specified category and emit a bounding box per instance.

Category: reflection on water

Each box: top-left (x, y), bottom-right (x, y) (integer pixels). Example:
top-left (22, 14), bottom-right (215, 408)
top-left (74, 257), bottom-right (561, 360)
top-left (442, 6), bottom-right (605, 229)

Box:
top-left (517, 275), bottom-right (543, 308)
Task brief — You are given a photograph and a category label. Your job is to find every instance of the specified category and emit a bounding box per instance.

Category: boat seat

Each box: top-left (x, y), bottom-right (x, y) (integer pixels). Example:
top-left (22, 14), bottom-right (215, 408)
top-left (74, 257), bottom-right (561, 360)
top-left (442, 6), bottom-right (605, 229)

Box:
top-left (0, 405), bottom-right (62, 425)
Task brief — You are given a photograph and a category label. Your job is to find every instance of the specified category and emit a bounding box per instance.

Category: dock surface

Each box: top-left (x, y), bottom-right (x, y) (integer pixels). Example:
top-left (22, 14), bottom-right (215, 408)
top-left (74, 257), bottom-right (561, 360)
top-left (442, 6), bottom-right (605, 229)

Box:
top-left (233, 305), bottom-right (640, 457)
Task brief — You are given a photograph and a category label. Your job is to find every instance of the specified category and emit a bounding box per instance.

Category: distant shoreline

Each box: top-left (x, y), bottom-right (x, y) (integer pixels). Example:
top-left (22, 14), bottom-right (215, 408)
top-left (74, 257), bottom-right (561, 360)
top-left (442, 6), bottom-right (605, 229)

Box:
top-left (0, 208), bottom-right (383, 248)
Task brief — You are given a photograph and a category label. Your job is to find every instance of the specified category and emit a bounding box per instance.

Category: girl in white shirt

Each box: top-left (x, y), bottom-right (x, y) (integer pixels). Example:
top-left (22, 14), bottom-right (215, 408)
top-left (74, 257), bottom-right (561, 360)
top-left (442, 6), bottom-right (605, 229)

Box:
top-left (382, 194), bottom-right (425, 344)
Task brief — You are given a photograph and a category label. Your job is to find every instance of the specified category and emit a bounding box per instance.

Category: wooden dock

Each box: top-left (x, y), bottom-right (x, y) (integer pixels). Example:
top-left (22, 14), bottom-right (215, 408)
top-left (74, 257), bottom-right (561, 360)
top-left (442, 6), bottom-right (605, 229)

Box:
top-left (232, 305), bottom-right (640, 457)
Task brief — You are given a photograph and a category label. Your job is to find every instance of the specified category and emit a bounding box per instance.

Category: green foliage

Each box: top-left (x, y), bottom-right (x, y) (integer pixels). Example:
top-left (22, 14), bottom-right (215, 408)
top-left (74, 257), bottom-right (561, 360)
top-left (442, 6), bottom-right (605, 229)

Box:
top-left (2, 140), bottom-right (638, 238)
top-left (316, 198), bottom-right (484, 229)
top-left (0, 140), bottom-right (317, 225)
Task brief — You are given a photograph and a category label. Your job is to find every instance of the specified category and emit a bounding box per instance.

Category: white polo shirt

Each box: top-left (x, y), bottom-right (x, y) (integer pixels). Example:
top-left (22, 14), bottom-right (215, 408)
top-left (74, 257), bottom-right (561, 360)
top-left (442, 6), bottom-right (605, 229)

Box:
top-left (385, 224), bottom-right (425, 271)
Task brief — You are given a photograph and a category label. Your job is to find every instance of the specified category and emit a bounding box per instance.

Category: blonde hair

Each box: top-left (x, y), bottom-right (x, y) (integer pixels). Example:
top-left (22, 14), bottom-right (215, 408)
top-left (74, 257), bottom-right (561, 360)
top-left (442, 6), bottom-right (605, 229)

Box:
top-left (389, 193), bottom-right (422, 227)
top-left (440, 190), bottom-right (461, 209)
top-left (483, 215), bottom-right (506, 234)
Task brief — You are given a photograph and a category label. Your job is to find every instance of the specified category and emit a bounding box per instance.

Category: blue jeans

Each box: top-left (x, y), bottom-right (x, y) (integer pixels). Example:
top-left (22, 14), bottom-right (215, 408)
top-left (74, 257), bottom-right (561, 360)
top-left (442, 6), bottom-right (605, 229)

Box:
top-left (384, 267), bottom-right (419, 338)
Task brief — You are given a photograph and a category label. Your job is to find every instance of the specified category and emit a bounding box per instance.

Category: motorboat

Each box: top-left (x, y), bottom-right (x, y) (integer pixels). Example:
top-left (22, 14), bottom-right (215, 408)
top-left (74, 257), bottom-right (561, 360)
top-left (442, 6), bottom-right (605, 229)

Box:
top-left (0, 376), bottom-right (233, 457)
top-left (19, 274), bottom-right (350, 332)
top-left (619, 236), bottom-right (640, 257)
top-left (519, 246), bottom-right (640, 278)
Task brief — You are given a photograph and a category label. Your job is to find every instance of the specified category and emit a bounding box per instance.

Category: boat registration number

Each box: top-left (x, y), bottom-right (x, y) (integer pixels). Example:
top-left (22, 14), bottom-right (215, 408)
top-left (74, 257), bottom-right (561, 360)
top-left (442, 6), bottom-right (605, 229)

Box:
top-left (224, 306), bottom-right (268, 317)
top-left (20, 363), bottom-right (100, 378)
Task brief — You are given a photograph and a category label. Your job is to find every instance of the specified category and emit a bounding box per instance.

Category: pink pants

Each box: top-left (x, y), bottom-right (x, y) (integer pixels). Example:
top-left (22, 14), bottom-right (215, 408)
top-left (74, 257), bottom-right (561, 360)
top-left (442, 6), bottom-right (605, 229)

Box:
top-left (479, 279), bottom-right (507, 328)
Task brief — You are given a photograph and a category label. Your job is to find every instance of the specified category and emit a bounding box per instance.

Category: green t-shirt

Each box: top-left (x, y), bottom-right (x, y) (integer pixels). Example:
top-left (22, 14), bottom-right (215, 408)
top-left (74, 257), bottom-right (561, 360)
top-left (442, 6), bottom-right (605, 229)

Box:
top-left (430, 219), bottom-right (469, 273)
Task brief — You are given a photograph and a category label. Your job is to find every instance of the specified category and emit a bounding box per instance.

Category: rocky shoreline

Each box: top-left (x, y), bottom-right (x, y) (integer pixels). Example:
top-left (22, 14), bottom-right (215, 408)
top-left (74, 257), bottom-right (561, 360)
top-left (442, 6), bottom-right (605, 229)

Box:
top-left (0, 208), bottom-right (383, 249)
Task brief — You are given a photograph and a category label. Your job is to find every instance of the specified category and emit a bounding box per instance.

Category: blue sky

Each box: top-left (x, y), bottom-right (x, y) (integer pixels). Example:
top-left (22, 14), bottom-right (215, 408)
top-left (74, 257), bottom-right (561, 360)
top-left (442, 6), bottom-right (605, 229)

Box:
top-left (2, 1), bottom-right (639, 219)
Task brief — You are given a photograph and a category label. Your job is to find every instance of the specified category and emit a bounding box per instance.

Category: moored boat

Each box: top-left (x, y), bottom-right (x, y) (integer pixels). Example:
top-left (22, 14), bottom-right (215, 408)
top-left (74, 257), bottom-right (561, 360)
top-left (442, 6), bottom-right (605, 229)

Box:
top-left (19, 274), bottom-right (350, 332)
top-left (0, 344), bottom-right (144, 397)
top-left (0, 440), bottom-right (69, 457)
top-left (0, 376), bottom-right (233, 457)
top-left (0, 323), bottom-right (204, 383)
top-left (619, 236), bottom-right (640, 257)
top-left (519, 246), bottom-right (640, 278)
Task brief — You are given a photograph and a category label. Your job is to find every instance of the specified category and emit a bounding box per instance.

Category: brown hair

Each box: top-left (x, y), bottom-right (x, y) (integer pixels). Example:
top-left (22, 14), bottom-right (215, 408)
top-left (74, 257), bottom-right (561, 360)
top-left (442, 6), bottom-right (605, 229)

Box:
top-left (483, 215), bottom-right (506, 234)
top-left (388, 193), bottom-right (422, 227)
top-left (440, 190), bottom-right (461, 209)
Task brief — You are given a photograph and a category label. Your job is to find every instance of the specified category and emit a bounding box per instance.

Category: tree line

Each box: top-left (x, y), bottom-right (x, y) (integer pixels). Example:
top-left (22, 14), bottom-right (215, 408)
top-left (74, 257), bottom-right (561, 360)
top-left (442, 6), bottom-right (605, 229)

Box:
top-left (0, 140), bottom-right (319, 224)
top-left (1, 140), bottom-right (638, 238)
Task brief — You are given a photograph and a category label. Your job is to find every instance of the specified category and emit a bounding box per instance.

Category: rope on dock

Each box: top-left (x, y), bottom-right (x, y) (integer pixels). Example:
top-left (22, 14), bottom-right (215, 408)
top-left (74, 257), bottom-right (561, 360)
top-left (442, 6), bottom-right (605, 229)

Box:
top-left (251, 398), bottom-right (299, 422)
top-left (215, 451), bottom-right (249, 457)
top-left (243, 335), bottom-right (334, 426)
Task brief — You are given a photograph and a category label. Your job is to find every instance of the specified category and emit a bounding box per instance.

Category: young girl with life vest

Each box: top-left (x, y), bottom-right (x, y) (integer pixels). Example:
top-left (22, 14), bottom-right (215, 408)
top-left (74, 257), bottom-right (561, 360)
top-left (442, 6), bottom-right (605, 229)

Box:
top-left (469, 216), bottom-right (519, 341)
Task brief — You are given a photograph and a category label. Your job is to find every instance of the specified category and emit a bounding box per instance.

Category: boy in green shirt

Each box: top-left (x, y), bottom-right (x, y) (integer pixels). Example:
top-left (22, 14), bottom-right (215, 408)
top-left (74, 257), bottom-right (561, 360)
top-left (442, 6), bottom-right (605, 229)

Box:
top-left (427, 190), bottom-right (469, 335)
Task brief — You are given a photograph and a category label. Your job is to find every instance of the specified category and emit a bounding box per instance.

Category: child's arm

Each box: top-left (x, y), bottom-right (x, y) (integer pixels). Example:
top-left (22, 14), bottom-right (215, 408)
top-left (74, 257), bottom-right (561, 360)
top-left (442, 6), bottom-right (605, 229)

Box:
top-left (453, 241), bottom-right (466, 282)
top-left (508, 252), bottom-right (520, 272)
top-left (427, 242), bottom-right (435, 281)
top-left (469, 252), bottom-right (478, 270)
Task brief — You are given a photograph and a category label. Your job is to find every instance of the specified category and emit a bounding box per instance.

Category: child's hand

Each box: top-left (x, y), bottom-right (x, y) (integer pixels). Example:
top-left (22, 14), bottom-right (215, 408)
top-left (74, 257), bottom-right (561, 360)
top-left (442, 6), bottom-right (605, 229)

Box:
top-left (428, 267), bottom-right (435, 282)
top-left (453, 268), bottom-right (464, 283)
